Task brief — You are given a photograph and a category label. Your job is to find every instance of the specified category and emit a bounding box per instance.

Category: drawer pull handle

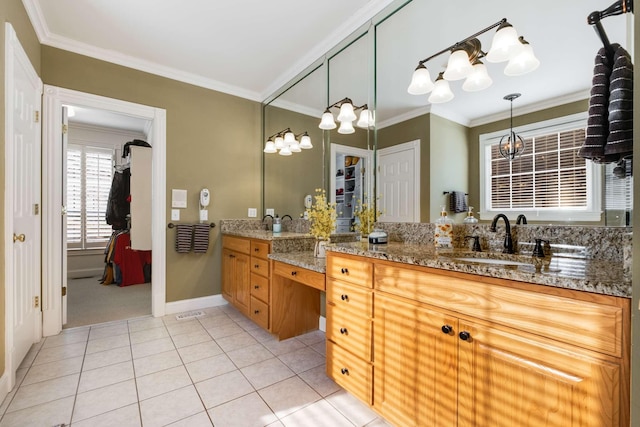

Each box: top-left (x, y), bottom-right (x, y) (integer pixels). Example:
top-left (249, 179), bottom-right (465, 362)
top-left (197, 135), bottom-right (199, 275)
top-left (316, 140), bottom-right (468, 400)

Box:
top-left (254, 264), bottom-right (259, 269)
top-left (441, 325), bottom-right (453, 334)
top-left (291, 271), bottom-right (297, 276)
top-left (340, 268), bottom-right (349, 274)
top-left (254, 310), bottom-right (260, 314)
top-left (340, 294), bottom-right (348, 301)
top-left (340, 368), bottom-right (349, 375)
top-left (459, 331), bottom-right (471, 341)
top-left (254, 285), bottom-right (260, 289)
top-left (339, 327), bottom-right (348, 334)
top-left (254, 248), bottom-right (259, 252)
top-left (229, 254), bottom-right (236, 258)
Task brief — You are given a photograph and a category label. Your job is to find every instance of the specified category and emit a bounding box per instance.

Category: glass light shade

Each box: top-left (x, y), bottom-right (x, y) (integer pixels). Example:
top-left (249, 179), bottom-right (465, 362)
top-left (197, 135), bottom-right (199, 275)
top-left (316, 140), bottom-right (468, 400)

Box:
top-left (289, 139), bottom-right (301, 152)
top-left (299, 134), bottom-right (312, 149)
top-left (337, 102), bottom-right (357, 123)
top-left (428, 73), bottom-right (454, 104)
top-left (278, 145), bottom-right (292, 156)
top-left (274, 135), bottom-right (284, 149)
top-left (356, 108), bottom-right (371, 128)
top-left (504, 42), bottom-right (540, 76)
top-left (319, 111), bottom-right (337, 129)
top-left (407, 64), bottom-right (434, 95)
top-left (443, 49), bottom-right (474, 81)
top-left (263, 140), bottom-right (277, 153)
top-left (486, 23), bottom-right (519, 63)
top-left (283, 131), bottom-right (296, 145)
top-left (337, 120), bottom-right (355, 134)
top-left (462, 62), bottom-right (493, 92)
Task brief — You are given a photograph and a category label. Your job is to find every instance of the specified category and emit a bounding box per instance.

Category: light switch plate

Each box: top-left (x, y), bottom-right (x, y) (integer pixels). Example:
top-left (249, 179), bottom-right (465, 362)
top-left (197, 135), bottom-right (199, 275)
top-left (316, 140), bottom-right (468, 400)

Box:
top-left (248, 208), bottom-right (257, 218)
top-left (266, 208), bottom-right (274, 216)
top-left (171, 209), bottom-right (180, 221)
top-left (199, 210), bottom-right (208, 221)
top-left (171, 189), bottom-right (187, 208)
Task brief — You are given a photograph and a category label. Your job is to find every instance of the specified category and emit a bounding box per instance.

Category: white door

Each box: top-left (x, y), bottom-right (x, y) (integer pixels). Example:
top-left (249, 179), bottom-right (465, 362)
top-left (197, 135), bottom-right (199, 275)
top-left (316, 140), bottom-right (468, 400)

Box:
top-left (377, 140), bottom-right (420, 222)
top-left (4, 23), bottom-right (43, 386)
top-left (61, 107), bottom-right (69, 325)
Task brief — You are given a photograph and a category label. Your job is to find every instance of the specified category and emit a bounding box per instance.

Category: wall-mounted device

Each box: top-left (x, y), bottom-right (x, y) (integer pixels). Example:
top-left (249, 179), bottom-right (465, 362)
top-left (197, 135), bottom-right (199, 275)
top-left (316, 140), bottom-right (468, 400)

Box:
top-left (199, 188), bottom-right (210, 222)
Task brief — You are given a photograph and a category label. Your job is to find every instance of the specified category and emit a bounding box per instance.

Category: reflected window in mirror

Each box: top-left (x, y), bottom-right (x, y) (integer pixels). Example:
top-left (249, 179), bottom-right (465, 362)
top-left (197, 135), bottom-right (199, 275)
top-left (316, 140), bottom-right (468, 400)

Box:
top-left (479, 112), bottom-right (604, 222)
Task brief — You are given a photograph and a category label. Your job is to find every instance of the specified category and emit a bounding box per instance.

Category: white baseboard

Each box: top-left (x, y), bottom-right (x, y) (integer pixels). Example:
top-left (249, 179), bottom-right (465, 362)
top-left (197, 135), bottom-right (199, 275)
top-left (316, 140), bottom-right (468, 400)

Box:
top-left (0, 371), bottom-right (10, 405)
top-left (164, 294), bottom-right (227, 315)
top-left (319, 315), bottom-right (326, 332)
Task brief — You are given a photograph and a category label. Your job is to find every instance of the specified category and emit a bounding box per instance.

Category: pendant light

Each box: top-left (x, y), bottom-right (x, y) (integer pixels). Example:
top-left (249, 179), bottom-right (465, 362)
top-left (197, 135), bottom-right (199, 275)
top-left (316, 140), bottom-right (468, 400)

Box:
top-left (499, 93), bottom-right (525, 161)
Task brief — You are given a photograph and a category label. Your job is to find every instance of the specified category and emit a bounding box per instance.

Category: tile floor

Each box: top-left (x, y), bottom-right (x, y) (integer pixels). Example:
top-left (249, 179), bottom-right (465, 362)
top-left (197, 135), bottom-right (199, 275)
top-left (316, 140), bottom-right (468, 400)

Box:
top-left (0, 304), bottom-right (392, 427)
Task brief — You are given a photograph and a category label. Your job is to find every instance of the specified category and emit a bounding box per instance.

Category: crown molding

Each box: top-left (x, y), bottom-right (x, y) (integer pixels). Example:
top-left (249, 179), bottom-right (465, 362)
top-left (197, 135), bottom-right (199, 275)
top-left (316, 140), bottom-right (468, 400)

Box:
top-left (269, 99), bottom-right (323, 120)
top-left (375, 105), bottom-right (431, 129)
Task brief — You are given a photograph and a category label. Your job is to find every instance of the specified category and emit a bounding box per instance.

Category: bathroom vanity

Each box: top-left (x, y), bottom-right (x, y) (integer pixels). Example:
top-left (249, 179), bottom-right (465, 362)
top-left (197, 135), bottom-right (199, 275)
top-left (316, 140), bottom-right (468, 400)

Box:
top-left (325, 243), bottom-right (630, 427)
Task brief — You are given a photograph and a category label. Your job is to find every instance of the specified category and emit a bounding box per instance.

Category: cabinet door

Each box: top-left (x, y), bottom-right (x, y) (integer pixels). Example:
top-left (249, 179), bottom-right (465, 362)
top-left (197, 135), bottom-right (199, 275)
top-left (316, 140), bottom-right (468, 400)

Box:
top-left (233, 252), bottom-right (251, 315)
top-left (374, 294), bottom-right (458, 427)
top-left (221, 249), bottom-right (235, 300)
top-left (457, 321), bottom-right (621, 427)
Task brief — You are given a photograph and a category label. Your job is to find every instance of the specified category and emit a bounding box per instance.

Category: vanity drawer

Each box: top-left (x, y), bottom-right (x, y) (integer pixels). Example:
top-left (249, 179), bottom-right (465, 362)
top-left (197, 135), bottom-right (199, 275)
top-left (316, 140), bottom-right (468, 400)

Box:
top-left (327, 279), bottom-right (372, 316)
top-left (222, 235), bottom-right (250, 254)
top-left (251, 258), bottom-right (270, 278)
top-left (327, 304), bottom-right (372, 361)
top-left (251, 273), bottom-right (269, 302)
top-left (327, 340), bottom-right (372, 405)
top-left (251, 240), bottom-right (270, 260)
top-left (273, 261), bottom-right (325, 291)
top-left (327, 254), bottom-right (373, 288)
top-left (374, 263), bottom-right (624, 357)
top-left (250, 296), bottom-right (269, 330)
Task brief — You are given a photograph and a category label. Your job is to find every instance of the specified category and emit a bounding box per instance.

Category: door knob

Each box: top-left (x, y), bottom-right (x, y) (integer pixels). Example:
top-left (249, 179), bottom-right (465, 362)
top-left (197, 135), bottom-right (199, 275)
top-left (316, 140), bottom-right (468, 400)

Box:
top-left (13, 233), bottom-right (25, 243)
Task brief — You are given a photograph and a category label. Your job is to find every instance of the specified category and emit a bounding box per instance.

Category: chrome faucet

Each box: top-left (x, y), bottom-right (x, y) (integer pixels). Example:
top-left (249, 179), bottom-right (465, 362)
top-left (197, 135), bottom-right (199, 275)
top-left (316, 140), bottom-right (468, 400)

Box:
top-left (262, 214), bottom-right (274, 230)
top-left (489, 214), bottom-right (514, 254)
top-left (516, 214), bottom-right (528, 225)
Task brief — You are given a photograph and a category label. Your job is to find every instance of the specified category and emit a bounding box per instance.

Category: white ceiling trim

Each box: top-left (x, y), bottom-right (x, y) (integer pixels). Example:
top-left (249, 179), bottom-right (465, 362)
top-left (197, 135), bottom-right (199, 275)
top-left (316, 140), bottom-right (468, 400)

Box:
top-left (376, 105), bottom-right (432, 130)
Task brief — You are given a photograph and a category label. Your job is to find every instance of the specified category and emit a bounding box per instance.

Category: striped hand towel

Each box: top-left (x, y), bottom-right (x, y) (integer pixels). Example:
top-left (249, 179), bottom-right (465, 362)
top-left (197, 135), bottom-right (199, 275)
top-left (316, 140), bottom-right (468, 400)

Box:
top-left (175, 224), bottom-right (193, 253)
top-left (604, 44), bottom-right (633, 158)
top-left (193, 224), bottom-right (210, 254)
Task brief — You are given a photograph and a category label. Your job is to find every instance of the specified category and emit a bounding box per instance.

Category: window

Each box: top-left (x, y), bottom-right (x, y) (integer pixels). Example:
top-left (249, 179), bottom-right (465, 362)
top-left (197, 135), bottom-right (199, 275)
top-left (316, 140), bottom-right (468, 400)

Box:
top-left (67, 144), bottom-right (114, 249)
top-left (479, 112), bottom-right (602, 222)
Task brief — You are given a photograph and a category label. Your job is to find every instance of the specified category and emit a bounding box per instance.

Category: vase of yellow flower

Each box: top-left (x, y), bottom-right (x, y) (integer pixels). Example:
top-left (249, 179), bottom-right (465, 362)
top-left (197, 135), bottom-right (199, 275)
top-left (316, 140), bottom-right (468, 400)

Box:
top-left (353, 197), bottom-right (381, 241)
top-left (306, 188), bottom-right (337, 258)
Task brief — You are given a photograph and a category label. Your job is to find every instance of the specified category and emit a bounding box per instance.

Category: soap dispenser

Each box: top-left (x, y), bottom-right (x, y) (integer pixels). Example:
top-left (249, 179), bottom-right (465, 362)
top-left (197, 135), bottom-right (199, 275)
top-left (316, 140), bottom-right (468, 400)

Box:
top-left (434, 206), bottom-right (453, 248)
top-left (463, 206), bottom-right (478, 224)
top-left (272, 215), bottom-right (282, 233)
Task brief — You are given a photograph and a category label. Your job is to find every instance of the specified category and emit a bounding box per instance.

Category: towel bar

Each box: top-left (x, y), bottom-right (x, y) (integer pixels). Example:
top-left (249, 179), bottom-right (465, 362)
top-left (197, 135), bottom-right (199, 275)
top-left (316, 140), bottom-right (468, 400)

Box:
top-left (168, 222), bottom-right (215, 229)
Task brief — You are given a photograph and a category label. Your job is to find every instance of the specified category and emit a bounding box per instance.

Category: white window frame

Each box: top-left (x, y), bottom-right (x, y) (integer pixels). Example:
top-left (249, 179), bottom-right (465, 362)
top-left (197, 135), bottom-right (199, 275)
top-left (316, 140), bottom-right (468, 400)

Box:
top-left (479, 112), bottom-right (602, 222)
top-left (67, 144), bottom-right (115, 250)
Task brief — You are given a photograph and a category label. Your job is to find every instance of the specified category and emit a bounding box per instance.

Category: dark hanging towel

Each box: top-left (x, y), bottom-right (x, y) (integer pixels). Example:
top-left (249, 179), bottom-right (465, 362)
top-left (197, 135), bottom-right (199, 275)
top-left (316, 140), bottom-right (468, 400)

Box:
top-left (449, 191), bottom-right (468, 214)
top-left (192, 224), bottom-right (210, 254)
top-left (175, 224), bottom-right (193, 253)
top-left (604, 44), bottom-right (633, 158)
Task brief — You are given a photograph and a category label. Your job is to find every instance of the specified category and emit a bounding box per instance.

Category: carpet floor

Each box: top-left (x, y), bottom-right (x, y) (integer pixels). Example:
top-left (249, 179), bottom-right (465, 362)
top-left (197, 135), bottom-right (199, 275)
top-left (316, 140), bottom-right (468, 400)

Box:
top-left (65, 276), bottom-right (151, 329)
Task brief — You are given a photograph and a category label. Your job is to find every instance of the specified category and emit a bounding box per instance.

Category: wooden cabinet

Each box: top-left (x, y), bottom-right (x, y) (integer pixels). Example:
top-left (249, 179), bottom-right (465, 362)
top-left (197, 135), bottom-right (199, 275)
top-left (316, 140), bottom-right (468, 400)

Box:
top-left (325, 252), bottom-right (630, 427)
top-left (222, 236), bottom-right (270, 321)
top-left (326, 253), bottom-right (373, 404)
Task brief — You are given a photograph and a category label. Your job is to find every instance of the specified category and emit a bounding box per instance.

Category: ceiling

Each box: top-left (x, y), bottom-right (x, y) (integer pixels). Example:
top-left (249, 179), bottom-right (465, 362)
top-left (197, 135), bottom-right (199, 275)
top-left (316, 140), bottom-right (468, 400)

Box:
top-left (24, 0), bottom-right (633, 129)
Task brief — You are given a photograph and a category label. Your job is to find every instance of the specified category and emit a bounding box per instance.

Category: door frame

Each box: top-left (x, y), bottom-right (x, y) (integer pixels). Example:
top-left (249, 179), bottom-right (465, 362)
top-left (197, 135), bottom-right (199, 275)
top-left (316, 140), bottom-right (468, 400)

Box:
top-left (42, 86), bottom-right (167, 336)
top-left (4, 22), bottom-right (43, 393)
top-left (329, 143), bottom-right (373, 205)
top-left (376, 139), bottom-right (421, 222)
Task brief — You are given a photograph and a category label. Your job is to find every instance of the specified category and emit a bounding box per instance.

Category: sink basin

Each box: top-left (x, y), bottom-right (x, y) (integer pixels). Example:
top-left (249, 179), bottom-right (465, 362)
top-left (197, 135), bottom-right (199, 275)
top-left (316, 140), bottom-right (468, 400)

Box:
top-left (444, 257), bottom-right (533, 267)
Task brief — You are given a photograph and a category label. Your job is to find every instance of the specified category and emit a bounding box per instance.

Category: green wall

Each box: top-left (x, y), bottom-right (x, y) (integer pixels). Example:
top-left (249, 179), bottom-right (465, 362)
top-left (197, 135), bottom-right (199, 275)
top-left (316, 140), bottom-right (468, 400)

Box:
top-left (1, 0), bottom-right (42, 382)
top-left (41, 47), bottom-right (262, 303)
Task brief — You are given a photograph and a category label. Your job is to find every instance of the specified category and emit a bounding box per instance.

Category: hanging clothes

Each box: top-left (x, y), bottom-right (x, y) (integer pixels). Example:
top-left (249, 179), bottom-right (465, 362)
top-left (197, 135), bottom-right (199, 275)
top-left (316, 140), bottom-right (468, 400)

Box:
top-left (106, 167), bottom-right (131, 230)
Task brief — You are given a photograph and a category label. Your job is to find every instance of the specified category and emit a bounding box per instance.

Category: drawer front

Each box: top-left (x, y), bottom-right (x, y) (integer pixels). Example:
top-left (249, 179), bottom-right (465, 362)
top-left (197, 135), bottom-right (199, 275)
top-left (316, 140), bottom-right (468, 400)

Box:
top-left (250, 296), bottom-right (269, 330)
top-left (222, 235), bottom-right (250, 254)
top-left (251, 273), bottom-right (269, 302)
top-left (327, 341), bottom-right (372, 405)
top-left (327, 304), bottom-right (372, 360)
top-left (327, 279), bottom-right (373, 316)
top-left (251, 240), bottom-right (270, 260)
top-left (251, 258), bottom-right (270, 278)
top-left (273, 261), bottom-right (326, 291)
top-left (375, 264), bottom-right (624, 357)
top-left (327, 254), bottom-right (373, 288)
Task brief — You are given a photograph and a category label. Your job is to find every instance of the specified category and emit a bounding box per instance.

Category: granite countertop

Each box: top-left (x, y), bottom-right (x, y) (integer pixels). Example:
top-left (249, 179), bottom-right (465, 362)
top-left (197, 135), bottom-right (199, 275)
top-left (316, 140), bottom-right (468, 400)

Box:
top-left (325, 242), bottom-right (631, 298)
top-left (268, 252), bottom-right (326, 274)
top-left (223, 230), bottom-right (315, 241)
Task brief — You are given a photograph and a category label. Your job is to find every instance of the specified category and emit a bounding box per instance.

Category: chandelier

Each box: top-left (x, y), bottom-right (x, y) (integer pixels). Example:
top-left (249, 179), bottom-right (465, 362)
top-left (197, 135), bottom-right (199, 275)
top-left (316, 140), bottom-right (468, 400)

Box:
top-left (407, 18), bottom-right (539, 103)
top-left (318, 97), bottom-right (374, 134)
top-left (499, 93), bottom-right (525, 161)
top-left (263, 128), bottom-right (312, 156)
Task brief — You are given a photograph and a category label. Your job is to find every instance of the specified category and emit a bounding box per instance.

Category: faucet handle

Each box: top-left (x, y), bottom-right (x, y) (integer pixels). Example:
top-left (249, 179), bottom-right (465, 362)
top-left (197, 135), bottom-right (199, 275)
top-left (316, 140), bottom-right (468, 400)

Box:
top-left (464, 235), bottom-right (482, 252)
top-left (532, 238), bottom-right (550, 257)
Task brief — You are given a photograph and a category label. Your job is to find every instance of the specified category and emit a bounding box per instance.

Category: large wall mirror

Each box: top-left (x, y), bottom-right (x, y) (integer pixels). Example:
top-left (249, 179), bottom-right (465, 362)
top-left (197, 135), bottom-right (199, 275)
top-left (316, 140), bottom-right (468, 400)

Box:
top-left (263, 0), bottom-right (633, 226)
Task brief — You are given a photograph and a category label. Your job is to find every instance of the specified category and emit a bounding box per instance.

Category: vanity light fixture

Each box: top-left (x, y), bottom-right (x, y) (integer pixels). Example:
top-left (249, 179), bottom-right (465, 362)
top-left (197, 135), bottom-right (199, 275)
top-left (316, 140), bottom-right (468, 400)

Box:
top-left (319, 97), bottom-right (373, 134)
top-left (499, 93), bottom-right (525, 161)
top-left (264, 128), bottom-right (312, 156)
top-left (407, 18), bottom-right (539, 103)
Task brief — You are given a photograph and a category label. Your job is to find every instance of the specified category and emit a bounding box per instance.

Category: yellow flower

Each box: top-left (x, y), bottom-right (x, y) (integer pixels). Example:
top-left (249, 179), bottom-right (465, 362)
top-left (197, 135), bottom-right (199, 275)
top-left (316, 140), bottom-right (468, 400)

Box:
top-left (353, 197), bottom-right (382, 236)
top-left (306, 188), bottom-right (337, 240)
